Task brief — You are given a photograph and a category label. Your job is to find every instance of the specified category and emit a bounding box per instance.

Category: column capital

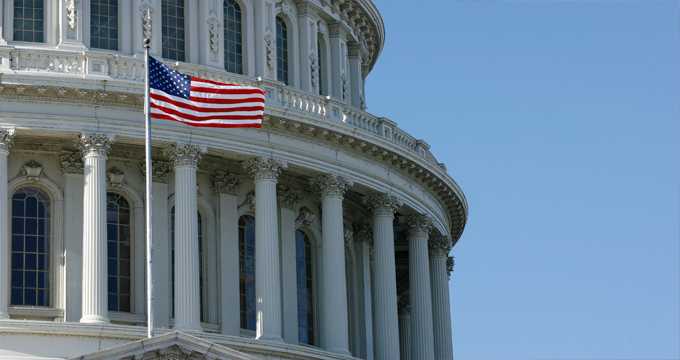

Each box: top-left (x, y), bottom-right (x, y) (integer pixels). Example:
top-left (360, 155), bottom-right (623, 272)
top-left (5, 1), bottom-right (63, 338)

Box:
top-left (0, 128), bottom-right (16, 153)
top-left (61, 151), bottom-right (84, 175)
top-left (165, 143), bottom-right (207, 169)
top-left (397, 296), bottom-right (410, 316)
top-left (212, 171), bottom-right (241, 195)
top-left (76, 132), bottom-right (115, 158)
top-left (141, 161), bottom-right (172, 184)
top-left (242, 156), bottom-right (287, 182)
top-left (352, 223), bottom-right (373, 247)
top-left (362, 193), bottom-right (403, 218)
top-left (311, 174), bottom-right (353, 198)
top-left (400, 214), bottom-right (433, 239)
top-left (277, 185), bottom-right (302, 210)
top-left (428, 236), bottom-right (453, 259)
top-left (447, 256), bottom-right (455, 279)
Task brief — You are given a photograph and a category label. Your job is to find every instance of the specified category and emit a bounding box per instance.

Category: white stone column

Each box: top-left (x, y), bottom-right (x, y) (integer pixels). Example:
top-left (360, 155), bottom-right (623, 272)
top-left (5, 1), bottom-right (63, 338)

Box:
top-left (61, 151), bottom-right (85, 322)
top-left (353, 224), bottom-right (374, 360)
top-left (142, 161), bottom-right (172, 329)
top-left (277, 186), bottom-right (302, 345)
top-left (397, 296), bottom-right (411, 360)
top-left (311, 174), bottom-right (354, 355)
top-left (166, 143), bottom-right (207, 333)
top-left (212, 171), bottom-right (242, 336)
top-left (242, 156), bottom-right (287, 342)
top-left (0, 128), bottom-right (15, 319)
top-left (402, 214), bottom-right (435, 359)
top-left (363, 193), bottom-right (403, 360)
top-left (77, 133), bottom-right (115, 324)
top-left (429, 236), bottom-right (454, 360)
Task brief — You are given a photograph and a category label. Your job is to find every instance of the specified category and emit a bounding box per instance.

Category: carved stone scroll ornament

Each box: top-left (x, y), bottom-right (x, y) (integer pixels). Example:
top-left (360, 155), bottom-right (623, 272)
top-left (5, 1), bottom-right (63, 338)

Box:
top-left (107, 167), bottom-right (126, 187)
top-left (211, 170), bottom-right (241, 195)
top-left (140, 4), bottom-right (154, 42)
top-left (240, 190), bottom-right (255, 210)
top-left (65, 0), bottom-right (79, 29)
top-left (20, 160), bottom-right (45, 181)
top-left (353, 223), bottom-right (373, 247)
top-left (0, 128), bottom-right (16, 153)
top-left (311, 173), bottom-right (353, 198)
top-left (60, 151), bottom-right (83, 174)
top-left (140, 161), bottom-right (172, 184)
top-left (277, 185), bottom-right (302, 210)
top-left (447, 256), bottom-right (455, 279)
top-left (362, 193), bottom-right (403, 217)
top-left (341, 73), bottom-right (349, 100)
top-left (264, 31), bottom-right (275, 69)
top-left (277, 0), bottom-right (293, 17)
top-left (401, 214), bottom-right (433, 239)
top-left (428, 236), bottom-right (453, 259)
top-left (242, 156), bottom-right (287, 182)
top-left (318, 20), bottom-right (327, 35)
top-left (310, 51), bottom-right (319, 86)
top-left (206, 12), bottom-right (221, 53)
top-left (165, 143), bottom-right (206, 168)
top-left (75, 132), bottom-right (115, 158)
top-left (343, 225), bottom-right (353, 246)
top-left (397, 296), bottom-right (410, 316)
top-left (296, 206), bottom-right (315, 227)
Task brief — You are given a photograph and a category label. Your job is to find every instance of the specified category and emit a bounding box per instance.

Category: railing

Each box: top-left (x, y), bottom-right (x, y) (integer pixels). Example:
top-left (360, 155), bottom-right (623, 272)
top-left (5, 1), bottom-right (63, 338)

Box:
top-left (2, 47), bottom-right (439, 165)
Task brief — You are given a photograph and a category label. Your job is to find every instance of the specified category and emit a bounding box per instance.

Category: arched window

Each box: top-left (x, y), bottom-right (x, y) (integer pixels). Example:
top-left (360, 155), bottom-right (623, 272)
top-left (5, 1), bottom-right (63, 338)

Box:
top-left (171, 207), bottom-right (204, 321)
top-left (317, 39), bottom-right (324, 96)
top-left (224, 0), bottom-right (243, 74)
top-left (90, 0), bottom-right (119, 50)
top-left (238, 215), bottom-right (256, 330)
top-left (13, 0), bottom-right (45, 42)
top-left (296, 229), bottom-right (314, 345)
top-left (162, 0), bottom-right (186, 62)
top-left (11, 186), bottom-right (51, 306)
top-left (106, 192), bottom-right (131, 312)
top-left (276, 16), bottom-right (289, 85)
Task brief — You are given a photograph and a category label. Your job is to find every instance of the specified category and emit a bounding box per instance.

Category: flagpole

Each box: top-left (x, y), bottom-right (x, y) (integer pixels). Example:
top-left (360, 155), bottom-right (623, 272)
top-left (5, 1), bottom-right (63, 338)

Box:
top-left (143, 37), bottom-right (155, 338)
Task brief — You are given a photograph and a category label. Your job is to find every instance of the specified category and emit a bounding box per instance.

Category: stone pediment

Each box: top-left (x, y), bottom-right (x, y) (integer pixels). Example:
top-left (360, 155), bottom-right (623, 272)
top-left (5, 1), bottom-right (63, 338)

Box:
top-left (68, 332), bottom-right (261, 360)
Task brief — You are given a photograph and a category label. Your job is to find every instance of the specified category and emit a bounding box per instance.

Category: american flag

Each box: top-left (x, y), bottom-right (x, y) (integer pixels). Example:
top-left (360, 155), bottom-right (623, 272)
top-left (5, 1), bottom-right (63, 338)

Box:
top-left (148, 56), bottom-right (265, 128)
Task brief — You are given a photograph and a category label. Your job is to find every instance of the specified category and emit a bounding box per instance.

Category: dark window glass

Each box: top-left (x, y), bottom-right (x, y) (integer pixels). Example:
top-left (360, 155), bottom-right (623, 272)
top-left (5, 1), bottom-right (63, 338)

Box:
top-left (106, 192), bottom-right (131, 312)
top-left (13, 0), bottom-right (44, 43)
top-left (162, 0), bottom-right (185, 61)
top-left (276, 16), bottom-right (288, 85)
top-left (224, 0), bottom-right (243, 74)
top-left (91, 0), bottom-right (119, 50)
top-left (171, 207), bottom-right (204, 322)
top-left (317, 40), bottom-right (324, 96)
top-left (239, 215), bottom-right (256, 330)
top-left (295, 229), bottom-right (314, 345)
top-left (11, 186), bottom-right (50, 306)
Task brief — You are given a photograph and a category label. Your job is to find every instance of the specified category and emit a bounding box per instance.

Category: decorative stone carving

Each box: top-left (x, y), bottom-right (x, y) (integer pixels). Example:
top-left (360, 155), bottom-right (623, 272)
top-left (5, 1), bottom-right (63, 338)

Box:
top-left (363, 193), bottom-right (403, 217)
top-left (277, 185), bottom-right (301, 210)
top-left (447, 256), bottom-right (454, 279)
top-left (20, 160), bottom-right (44, 181)
top-left (140, 4), bottom-right (154, 42)
top-left (397, 296), bottom-right (410, 316)
top-left (140, 161), bottom-right (172, 184)
top-left (60, 151), bottom-right (83, 174)
top-left (75, 132), bottom-right (115, 158)
top-left (428, 236), bottom-right (453, 259)
top-left (240, 190), bottom-right (255, 210)
top-left (311, 174), bottom-right (353, 198)
top-left (165, 143), bottom-right (206, 168)
top-left (242, 156), bottom-right (287, 182)
top-left (341, 73), bottom-right (349, 100)
top-left (353, 223), bottom-right (372, 247)
top-left (360, 93), bottom-right (366, 110)
top-left (318, 20), bottom-right (327, 35)
top-left (211, 171), bottom-right (241, 195)
top-left (297, 206), bottom-right (315, 227)
top-left (65, 0), bottom-right (79, 29)
top-left (264, 31), bottom-right (275, 69)
top-left (107, 167), bottom-right (126, 187)
top-left (310, 51), bottom-right (319, 86)
top-left (206, 12), bottom-right (221, 53)
top-left (343, 225), bottom-right (353, 246)
top-left (277, 0), bottom-right (294, 17)
top-left (0, 128), bottom-right (16, 153)
top-left (401, 214), bottom-right (433, 238)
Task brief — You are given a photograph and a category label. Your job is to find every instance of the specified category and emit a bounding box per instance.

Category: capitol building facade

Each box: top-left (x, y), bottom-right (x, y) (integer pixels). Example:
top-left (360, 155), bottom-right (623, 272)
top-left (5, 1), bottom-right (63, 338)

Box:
top-left (0, 0), bottom-right (467, 359)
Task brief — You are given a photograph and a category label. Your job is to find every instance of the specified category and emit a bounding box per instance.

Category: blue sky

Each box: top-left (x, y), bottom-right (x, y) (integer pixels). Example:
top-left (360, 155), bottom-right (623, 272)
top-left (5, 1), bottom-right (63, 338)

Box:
top-left (366, 1), bottom-right (679, 359)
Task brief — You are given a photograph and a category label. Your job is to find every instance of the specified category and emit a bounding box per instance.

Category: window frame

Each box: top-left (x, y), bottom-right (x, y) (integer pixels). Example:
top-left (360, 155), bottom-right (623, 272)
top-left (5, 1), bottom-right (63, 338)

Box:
top-left (294, 228), bottom-right (317, 346)
top-left (223, 0), bottom-right (244, 75)
top-left (161, 0), bottom-right (187, 62)
top-left (88, 0), bottom-right (121, 51)
top-left (238, 213), bottom-right (256, 332)
top-left (105, 191), bottom-right (133, 313)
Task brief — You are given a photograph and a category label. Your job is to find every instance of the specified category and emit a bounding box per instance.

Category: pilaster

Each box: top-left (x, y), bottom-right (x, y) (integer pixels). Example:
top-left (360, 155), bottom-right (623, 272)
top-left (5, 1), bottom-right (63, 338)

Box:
top-left (58, 0), bottom-right (86, 50)
top-left (61, 151), bottom-right (85, 322)
top-left (353, 223), bottom-right (374, 360)
top-left (347, 43), bottom-right (365, 108)
top-left (296, 2), bottom-right (318, 92)
top-left (277, 185), bottom-right (301, 345)
top-left (0, 128), bottom-right (15, 319)
top-left (328, 22), bottom-right (349, 100)
top-left (242, 156), bottom-right (287, 342)
top-left (76, 132), bottom-right (115, 324)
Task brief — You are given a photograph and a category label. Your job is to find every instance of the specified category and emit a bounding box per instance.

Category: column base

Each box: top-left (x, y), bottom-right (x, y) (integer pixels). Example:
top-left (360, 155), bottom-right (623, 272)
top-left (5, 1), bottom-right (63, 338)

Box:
top-left (327, 347), bottom-right (352, 356)
top-left (173, 323), bottom-right (204, 333)
top-left (80, 314), bottom-right (110, 324)
top-left (256, 334), bottom-right (284, 342)
top-left (0, 311), bottom-right (10, 320)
